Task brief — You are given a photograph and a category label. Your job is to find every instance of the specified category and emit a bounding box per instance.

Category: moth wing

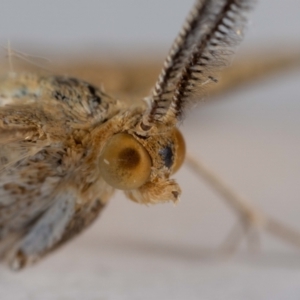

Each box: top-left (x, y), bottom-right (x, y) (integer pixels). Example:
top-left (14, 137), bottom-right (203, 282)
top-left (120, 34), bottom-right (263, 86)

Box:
top-left (0, 73), bottom-right (115, 269)
top-left (4, 187), bottom-right (106, 270)
top-left (0, 104), bottom-right (66, 240)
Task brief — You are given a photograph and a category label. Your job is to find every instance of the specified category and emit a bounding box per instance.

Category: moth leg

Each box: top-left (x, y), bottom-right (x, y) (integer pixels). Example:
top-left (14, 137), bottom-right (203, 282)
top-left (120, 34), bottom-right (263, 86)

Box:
top-left (186, 154), bottom-right (300, 252)
top-left (6, 188), bottom-right (78, 270)
top-left (217, 217), bottom-right (261, 256)
top-left (217, 221), bottom-right (249, 255)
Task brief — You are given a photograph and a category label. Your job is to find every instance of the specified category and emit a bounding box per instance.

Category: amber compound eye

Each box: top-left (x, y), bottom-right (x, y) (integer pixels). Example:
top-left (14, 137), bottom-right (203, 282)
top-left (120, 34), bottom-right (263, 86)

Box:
top-left (172, 128), bottom-right (186, 174)
top-left (99, 133), bottom-right (152, 190)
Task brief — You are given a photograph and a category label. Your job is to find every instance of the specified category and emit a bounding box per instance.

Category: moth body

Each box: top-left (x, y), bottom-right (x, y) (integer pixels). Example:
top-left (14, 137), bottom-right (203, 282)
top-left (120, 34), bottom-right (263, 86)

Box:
top-left (0, 72), bottom-right (184, 268)
top-left (0, 0), bottom-right (254, 269)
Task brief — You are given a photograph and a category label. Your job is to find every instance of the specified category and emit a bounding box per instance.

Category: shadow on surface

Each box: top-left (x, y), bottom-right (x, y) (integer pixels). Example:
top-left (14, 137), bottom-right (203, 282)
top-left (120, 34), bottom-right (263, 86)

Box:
top-left (98, 236), bottom-right (300, 269)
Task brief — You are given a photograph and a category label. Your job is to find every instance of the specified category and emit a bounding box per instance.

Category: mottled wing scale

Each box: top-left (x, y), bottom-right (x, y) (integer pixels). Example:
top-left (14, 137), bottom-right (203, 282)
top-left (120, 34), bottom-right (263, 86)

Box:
top-left (0, 73), bottom-right (119, 268)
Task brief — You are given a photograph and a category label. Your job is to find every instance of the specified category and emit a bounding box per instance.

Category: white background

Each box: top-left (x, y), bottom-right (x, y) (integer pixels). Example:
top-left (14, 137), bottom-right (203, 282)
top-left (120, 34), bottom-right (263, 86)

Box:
top-left (0, 1), bottom-right (300, 300)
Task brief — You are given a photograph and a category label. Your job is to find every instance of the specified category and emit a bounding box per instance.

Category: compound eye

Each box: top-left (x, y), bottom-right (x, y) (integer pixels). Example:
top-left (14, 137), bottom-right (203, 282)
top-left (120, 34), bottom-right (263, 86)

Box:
top-left (172, 128), bottom-right (186, 174)
top-left (99, 133), bottom-right (152, 190)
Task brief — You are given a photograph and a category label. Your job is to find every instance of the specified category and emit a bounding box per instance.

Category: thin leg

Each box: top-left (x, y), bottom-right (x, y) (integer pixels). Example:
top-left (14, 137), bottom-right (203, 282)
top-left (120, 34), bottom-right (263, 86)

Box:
top-left (186, 154), bottom-right (300, 251)
top-left (217, 221), bottom-right (246, 255)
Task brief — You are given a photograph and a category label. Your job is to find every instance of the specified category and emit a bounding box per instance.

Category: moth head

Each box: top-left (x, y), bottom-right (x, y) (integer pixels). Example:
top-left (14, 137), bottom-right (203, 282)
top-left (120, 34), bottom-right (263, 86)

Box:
top-left (99, 126), bottom-right (185, 204)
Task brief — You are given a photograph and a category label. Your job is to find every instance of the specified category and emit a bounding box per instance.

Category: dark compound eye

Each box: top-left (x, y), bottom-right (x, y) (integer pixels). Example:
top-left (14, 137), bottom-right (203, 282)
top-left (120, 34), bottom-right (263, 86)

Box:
top-left (159, 145), bottom-right (174, 169)
top-left (159, 128), bottom-right (186, 173)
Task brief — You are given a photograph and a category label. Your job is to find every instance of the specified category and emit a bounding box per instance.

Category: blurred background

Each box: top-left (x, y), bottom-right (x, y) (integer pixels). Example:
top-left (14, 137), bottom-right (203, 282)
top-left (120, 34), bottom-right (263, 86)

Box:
top-left (0, 1), bottom-right (300, 299)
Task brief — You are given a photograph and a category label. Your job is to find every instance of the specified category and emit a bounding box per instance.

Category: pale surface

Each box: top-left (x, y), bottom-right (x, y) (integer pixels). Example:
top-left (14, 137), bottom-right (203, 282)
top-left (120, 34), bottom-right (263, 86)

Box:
top-left (0, 69), bottom-right (299, 300)
top-left (0, 1), bottom-right (300, 300)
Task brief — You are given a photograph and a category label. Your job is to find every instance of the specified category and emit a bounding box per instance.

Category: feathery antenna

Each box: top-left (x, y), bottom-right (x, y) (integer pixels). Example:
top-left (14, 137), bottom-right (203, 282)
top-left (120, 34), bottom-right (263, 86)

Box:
top-left (142, 0), bottom-right (254, 129)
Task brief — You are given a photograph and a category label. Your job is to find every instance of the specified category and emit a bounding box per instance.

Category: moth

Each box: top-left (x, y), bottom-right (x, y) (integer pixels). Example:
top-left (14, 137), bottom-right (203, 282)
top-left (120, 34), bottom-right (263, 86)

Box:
top-left (0, 0), bottom-right (299, 270)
